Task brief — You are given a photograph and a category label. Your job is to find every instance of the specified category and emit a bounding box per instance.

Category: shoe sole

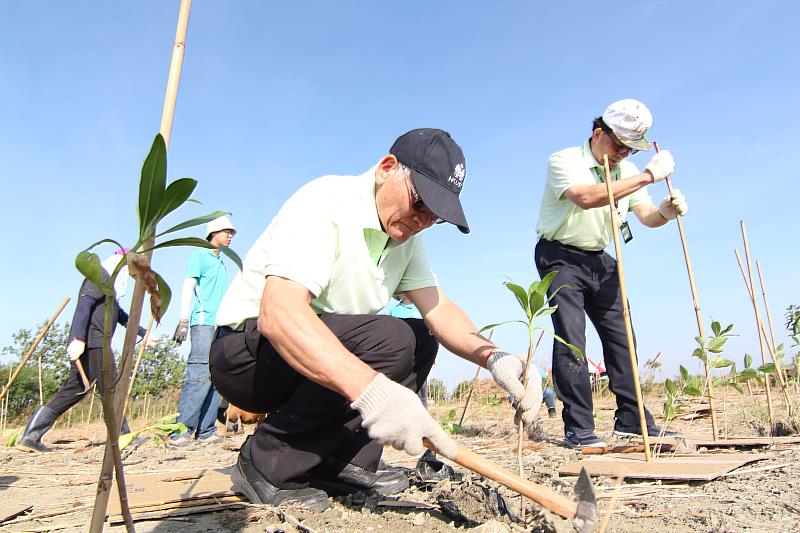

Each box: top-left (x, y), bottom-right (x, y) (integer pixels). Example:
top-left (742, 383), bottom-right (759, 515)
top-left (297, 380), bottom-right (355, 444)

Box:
top-left (310, 475), bottom-right (408, 496)
top-left (16, 443), bottom-right (50, 453)
top-left (232, 461), bottom-right (331, 511)
top-left (564, 439), bottom-right (607, 450)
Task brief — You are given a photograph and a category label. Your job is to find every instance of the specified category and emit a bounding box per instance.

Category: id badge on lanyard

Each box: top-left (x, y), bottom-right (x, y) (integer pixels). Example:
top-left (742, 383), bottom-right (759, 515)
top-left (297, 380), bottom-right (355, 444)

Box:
top-left (593, 166), bottom-right (633, 244)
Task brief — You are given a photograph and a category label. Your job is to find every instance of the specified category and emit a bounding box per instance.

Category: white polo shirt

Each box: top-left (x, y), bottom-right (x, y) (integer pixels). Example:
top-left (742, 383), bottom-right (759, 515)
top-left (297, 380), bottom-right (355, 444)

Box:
top-left (216, 167), bottom-right (437, 329)
top-left (535, 140), bottom-right (652, 251)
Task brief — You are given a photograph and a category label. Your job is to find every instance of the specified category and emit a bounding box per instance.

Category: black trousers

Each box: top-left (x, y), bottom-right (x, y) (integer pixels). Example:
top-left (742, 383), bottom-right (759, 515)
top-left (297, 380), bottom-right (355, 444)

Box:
top-left (210, 314), bottom-right (438, 489)
top-left (534, 239), bottom-right (655, 432)
top-left (46, 347), bottom-right (116, 415)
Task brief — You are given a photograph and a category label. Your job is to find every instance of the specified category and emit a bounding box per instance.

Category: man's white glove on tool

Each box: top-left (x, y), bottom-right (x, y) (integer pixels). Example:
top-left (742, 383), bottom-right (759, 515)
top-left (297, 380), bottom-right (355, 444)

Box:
top-left (488, 351), bottom-right (543, 427)
top-left (644, 150), bottom-right (675, 183)
top-left (67, 339), bottom-right (86, 361)
top-left (658, 189), bottom-right (688, 220)
top-left (352, 373), bottom-right (458, 459)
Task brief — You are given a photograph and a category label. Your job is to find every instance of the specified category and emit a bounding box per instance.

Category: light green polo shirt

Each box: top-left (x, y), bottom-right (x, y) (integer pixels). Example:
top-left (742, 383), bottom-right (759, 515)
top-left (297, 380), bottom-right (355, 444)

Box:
top-left (215, 167), bottom-right (437, 329)
top-left (535, 140), bottom-right (652, 251)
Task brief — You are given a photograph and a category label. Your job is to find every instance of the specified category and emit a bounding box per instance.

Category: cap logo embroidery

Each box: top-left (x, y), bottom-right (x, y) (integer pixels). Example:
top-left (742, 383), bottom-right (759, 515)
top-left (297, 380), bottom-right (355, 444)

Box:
top-left (449, 162), bottom-right (465, 189)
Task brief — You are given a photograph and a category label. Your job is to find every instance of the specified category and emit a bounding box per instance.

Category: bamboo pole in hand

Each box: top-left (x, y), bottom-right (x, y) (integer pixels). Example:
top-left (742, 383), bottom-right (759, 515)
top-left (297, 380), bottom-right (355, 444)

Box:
top-left (123, 317), bottom-right (154, 419)
top-left (653, 142), bottom-right (718, 440)
top-left (602, 154), bottom-right (651, 462)
top-left (458, 330), bottom-right (493, 426)
top-left (0, 297), bottom-right (71, 402)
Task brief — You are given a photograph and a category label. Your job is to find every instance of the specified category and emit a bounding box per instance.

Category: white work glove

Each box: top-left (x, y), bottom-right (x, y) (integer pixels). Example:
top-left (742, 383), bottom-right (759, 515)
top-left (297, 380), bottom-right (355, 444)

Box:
top-left (145, 335), bottom-right (159, 348)
top-left (658, 189), bottom-right (688, 220)
top-left (644, 150), bottom-right (675, 183)
top-left (67, 339), bottom-right (86, 361)
top-left (487, 351), bottom-right (543, 427)
top-left (352, 373), bottom-right (457, 459)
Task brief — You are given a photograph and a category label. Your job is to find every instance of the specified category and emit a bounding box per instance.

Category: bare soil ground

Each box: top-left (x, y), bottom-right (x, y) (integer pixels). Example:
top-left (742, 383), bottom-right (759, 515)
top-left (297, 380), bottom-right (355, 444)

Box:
top-left (2, 387), bottom-right (800, 532)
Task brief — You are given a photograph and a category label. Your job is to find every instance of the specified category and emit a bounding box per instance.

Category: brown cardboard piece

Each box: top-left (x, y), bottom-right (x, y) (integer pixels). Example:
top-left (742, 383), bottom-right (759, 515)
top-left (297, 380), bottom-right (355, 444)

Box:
top-left (688, 435), bottom-right (800, 448)
top-left (107, 467), bottom-right (245, 523)
top-left (558, 453), bottom-right (767, 481)
top-left (0, 504), bottom-right (33, 524)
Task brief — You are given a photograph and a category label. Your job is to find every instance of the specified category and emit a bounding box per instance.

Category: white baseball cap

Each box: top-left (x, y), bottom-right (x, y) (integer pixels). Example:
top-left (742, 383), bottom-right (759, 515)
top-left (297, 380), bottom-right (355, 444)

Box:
top-left (206, 215), bottom-right (236, 240)
top-left (601, 99), bottom-right (653, 152)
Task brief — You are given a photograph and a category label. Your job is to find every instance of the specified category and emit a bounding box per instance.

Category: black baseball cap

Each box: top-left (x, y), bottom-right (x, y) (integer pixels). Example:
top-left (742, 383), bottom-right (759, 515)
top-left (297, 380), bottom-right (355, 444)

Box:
top-left (390, 128), bottom-right (470, 234)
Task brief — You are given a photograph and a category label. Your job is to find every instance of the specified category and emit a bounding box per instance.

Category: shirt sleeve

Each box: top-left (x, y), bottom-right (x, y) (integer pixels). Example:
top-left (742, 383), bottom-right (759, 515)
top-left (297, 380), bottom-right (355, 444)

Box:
top-left (396, 238), bottom-right (437, 292)
top-left (70, 295), bottom-right (95, 342)
top-left (185, 250), bottom-right (205, 279)
top-left (546, 149), bottom-right (593, 201)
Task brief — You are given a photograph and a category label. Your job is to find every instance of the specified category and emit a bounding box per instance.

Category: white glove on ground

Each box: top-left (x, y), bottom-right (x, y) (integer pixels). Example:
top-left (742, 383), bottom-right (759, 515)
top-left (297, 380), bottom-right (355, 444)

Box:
top-left (487, 351), bottom-right (543, 427)
top-left (352, 373), bottom-right (458, 459)
top-left (645, 150), bottom-right (675, 183)
top-left (658, 189), bottom-right (688, 220)
top-left (67, 339), bottom-right (86, 361)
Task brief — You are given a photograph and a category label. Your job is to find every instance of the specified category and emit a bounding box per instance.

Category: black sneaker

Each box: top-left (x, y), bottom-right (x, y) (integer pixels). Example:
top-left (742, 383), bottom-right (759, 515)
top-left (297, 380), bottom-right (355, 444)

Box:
top-left (310, 458), bottom-right (409, 496)
top-left (232, 437), bottom-right (330, 512)
top-left (548, 407), bottom-right (557, 418)
top-left (564, 428), bottom-right (607, 449)
top-left (613, 424), bottom-right (682, 438)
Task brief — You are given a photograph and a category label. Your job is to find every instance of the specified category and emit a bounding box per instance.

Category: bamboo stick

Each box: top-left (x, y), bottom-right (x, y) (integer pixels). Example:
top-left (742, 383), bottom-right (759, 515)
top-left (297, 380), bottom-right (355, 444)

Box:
top-left (0, 297), bottom-right (71, 402)
top-left (735, 244), bottom-right (792, 412)
top-left (89, 2), bottom-right (192, 530)
top-left (652, 142), bottom-right (718, 440)
top-left (458, 330), bottom-right (494, 426)
top-left (756, 261), bottom-right (792, 394)
top-left (602, 154), bottom-right (651, 462)
top-left (517, 329), bottom-right (545, 520)
top-left (123, 317), bottom-right (154, 419)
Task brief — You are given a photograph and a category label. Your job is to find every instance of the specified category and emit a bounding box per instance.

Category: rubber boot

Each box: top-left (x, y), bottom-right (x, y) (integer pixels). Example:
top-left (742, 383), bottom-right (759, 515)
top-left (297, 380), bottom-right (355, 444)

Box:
top-left (17, 405), bottom-right (59, 453)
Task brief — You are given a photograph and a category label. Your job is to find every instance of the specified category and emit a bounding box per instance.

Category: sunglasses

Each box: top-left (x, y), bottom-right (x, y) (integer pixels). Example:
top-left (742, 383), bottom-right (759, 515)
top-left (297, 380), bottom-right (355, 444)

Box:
top-left (405, 174), bottom-right (441, 222)
top-left (605, 129), bottom-right (639, 156)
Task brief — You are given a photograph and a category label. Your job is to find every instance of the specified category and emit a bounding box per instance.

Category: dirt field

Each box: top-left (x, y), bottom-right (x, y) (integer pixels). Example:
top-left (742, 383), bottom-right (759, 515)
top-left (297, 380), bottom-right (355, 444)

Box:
top-left (2, 388), bottom-right (800, 532)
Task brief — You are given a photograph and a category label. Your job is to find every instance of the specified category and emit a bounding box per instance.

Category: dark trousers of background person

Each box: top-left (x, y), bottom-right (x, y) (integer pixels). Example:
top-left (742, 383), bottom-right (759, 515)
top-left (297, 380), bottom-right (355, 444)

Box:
top-left (210, 314), bottom-right (437, 489)
top-left (534, 238), bottom-right (655, 433)
top-left (46, 347), bottom-right (116, 415)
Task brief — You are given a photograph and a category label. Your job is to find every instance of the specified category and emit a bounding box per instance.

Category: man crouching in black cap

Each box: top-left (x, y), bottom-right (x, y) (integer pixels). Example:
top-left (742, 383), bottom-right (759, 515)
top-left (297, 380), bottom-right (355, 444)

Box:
top-left (210, 129), bottom-right (542, 510)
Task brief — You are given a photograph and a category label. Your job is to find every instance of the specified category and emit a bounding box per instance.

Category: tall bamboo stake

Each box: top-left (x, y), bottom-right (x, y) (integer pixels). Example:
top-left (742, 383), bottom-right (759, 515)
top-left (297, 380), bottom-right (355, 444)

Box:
top-left (602, 154), bottom-right (651, 461)
top-left (734, 247), bottom-right (791, 413)
top-left (38, 354), bottom-right (44, 405)
top-left (756, 262), bottom-right (792, 393)
top-left (0, 297), bottom-right (71, 402)
top-left (653, 142), bottom-right (718, 440)
top-left (89, 2), bottom-right (192, 530)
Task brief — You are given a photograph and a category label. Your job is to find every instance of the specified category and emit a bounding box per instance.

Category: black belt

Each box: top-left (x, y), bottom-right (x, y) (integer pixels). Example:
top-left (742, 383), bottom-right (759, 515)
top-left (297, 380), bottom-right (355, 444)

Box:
top-left (540, 238), bottom-right (604, 255)
top-left (216, 325), bottom-right (237, 338)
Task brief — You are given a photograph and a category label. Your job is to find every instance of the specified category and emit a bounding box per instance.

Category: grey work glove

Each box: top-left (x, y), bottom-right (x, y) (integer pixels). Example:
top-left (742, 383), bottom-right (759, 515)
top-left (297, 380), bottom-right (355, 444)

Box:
top-left (352, 373), bottom-right (458, 459)
top-left (658, 189), bottom-right (688, 220)
top-left (172, 320), bottom-right (189, 345)
top-left (487, 351), bottom-right (543, 427)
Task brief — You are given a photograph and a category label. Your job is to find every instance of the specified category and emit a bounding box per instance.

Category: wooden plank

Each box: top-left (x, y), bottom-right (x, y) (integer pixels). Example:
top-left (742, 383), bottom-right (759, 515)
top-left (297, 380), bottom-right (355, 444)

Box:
top-left (558, 453), bottom-right (767, 481)
top-left (0, 505), bottom-right (33, 524)
top-left (690, 436), bottom-right (800, 447)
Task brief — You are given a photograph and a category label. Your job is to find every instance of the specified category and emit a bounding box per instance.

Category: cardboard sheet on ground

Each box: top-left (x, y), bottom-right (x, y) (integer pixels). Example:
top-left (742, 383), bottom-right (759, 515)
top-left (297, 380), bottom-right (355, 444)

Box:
top-left (558, 453), bottom-right (767, 481)
top-left (686, 435), bottom-right (800, 448)
top-left (0, 504), bottom-right (33, 524)
top-left (108, 467), bottom-right (245, 523)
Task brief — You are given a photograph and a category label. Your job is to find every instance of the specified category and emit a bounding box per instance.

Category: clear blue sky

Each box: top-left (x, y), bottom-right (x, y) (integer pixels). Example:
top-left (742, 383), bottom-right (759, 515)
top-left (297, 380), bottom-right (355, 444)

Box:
top-left (1, 1), bottom-right (798, 390)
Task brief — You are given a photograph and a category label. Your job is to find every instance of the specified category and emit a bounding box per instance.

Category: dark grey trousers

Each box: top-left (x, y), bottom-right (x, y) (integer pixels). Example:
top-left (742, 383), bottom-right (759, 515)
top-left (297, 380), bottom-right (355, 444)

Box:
top-left (535, 238), bottom-right (654, 433)
top-left (210, 314), bottom-right (437, 489)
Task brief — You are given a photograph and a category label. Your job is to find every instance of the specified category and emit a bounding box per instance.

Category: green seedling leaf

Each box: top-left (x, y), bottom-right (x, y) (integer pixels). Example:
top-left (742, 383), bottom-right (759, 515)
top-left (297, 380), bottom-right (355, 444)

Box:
top-left (532, 270), bottom-right (558, 299)
top-left (6, 430), bottom-right (20, 447)
top-left (549, 331), bottom-right (584, 360)
top-left (478, 320), bottom-right (528, 334)
top-left (155, 177), bottom-right (198, 223)
top-left (156, 413), bottom-right (180, 424)
top-left (683, 385), bottom-right (703, 397)
top-left (75, 251), bottom-right (114, 296)
top-left (695, 336), bottom-right (706, 348)
top-left (729, 382), bottom-right (744, 394)
top-left (711, 321), bottom-right (721, 336)
top-left (145, 238), bottom-right (243, 271)
top-left (712, 358), bottom-right (734, 369)
top-left (155, 210), bottom-right (231, 238)
top-left (139, 133), bottom-right (168, 235)
top-left (153, 271), bottom-right (172, 323)
top-left (758, 363), bottom-right (777, 374)
top-left (679, 365), bottom-right (690, 382)
top-left (529, 290), bottom-right (545, 315)
top-left (118, 431), bottom-right (141, 450)
top-left (708, 336), bottom-right (728, 353)
top-left (665, 379), bottom-right (677, 395)
top-left (535, 307), bottom-right (558, 319)
top-left (738, 368), bottom-right (759, 381)
top-left (504, 281), bottom-right (530, 319)
top-left (720, 323), bottom-right (735, 336)
top-left (744, 353), bottom-right (753, 369)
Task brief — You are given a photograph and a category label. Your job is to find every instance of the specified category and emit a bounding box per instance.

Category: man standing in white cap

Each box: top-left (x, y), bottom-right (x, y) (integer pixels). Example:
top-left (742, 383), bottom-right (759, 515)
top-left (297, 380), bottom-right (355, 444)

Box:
top-left (535, 99), bottom-right (687, 448)
top-left (171, 215), bottom-right (237, 445)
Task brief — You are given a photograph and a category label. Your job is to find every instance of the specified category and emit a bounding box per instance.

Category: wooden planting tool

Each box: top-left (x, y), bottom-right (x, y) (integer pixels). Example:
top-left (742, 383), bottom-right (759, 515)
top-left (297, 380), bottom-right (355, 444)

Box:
top-left (123, 317), bottom-right (155, 417)
top-left (423, 438), bottom-right (597, 531)
top-left (0, 297), bottom-right (70, 402)
top-left (602, 154), bottom-right (652, 462)
top-left (75, 358), bottom-right (95, 395)
top-left (653, 141), bottom-right (718, 440)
